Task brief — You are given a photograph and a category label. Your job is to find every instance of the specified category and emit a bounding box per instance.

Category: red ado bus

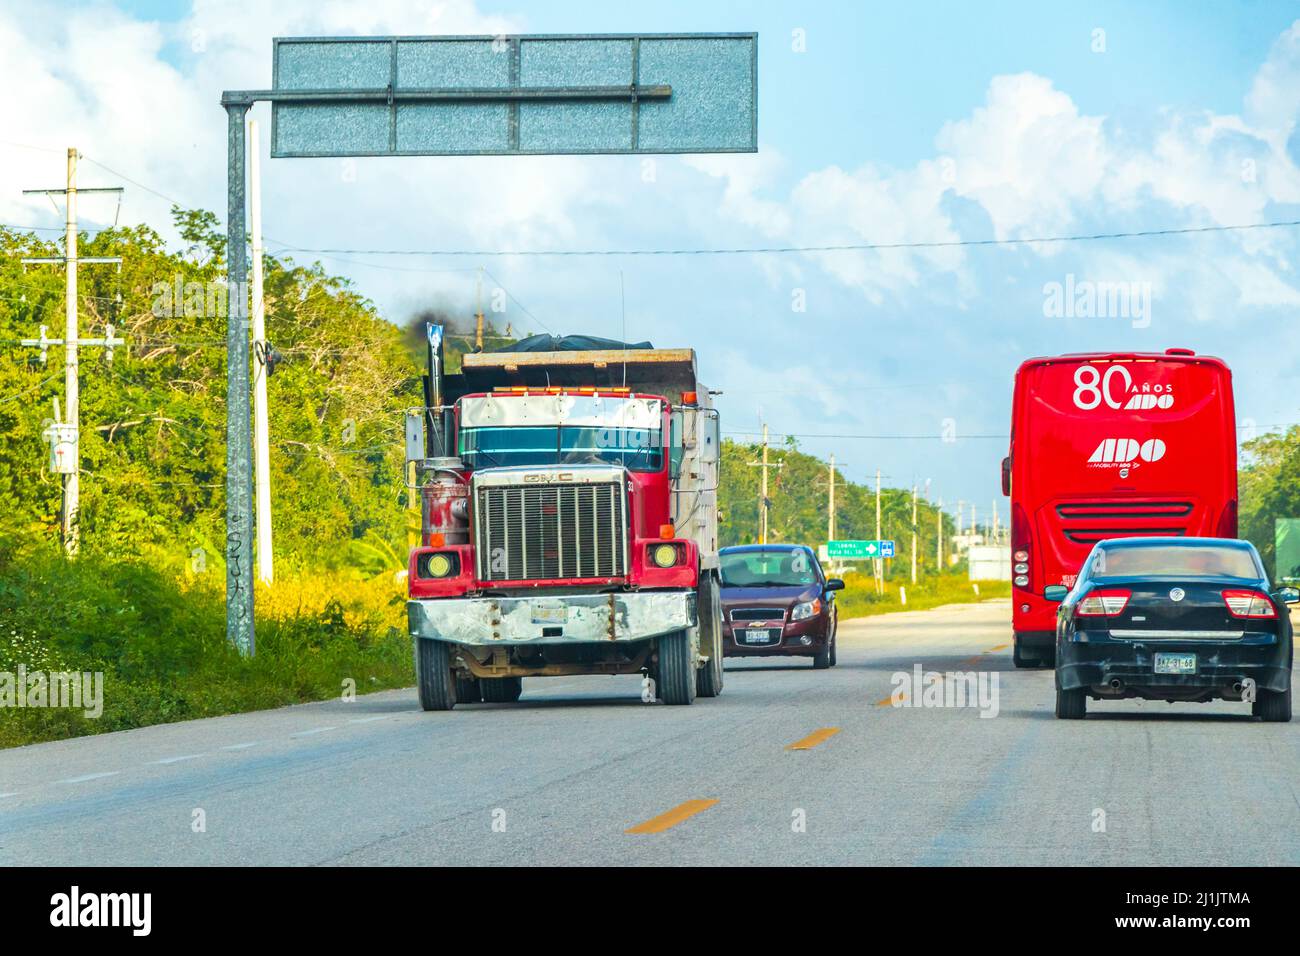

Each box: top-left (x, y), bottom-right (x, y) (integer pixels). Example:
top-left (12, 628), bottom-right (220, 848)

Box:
top-left (1002, 348), bottom-right (1238, 667)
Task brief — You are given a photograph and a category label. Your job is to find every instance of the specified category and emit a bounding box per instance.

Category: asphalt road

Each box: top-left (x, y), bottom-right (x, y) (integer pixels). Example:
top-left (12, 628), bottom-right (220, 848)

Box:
top-left (2, 598), bottom-right (1297, 866)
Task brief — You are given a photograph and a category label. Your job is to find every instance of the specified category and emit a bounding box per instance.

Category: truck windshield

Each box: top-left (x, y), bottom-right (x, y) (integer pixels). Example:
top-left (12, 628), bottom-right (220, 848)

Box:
top-left (721, 550), bottom-right (819, 587)
top-left (459, 426), bottom-right (664, 472)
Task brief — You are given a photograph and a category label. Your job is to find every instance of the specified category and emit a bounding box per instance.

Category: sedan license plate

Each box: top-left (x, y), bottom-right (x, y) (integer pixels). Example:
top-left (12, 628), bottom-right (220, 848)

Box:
top-left (1154, 652), bottom-right (1197, 675)
top-left (743, 629), bottom-right (776, 645)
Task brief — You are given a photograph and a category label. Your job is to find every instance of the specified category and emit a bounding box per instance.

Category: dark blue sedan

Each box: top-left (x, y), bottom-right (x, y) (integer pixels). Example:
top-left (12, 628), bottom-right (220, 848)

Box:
top-left (1046, 537), bottom-right (1298, 721)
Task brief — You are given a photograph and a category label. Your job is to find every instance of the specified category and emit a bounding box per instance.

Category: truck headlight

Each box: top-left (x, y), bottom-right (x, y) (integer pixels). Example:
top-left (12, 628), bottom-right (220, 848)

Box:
top-left (791, 599), bottom-right (821, 621)
top-left (651, 544), bottom-right (679, 568)
top-left (421, 552), bottom-right (457, 578)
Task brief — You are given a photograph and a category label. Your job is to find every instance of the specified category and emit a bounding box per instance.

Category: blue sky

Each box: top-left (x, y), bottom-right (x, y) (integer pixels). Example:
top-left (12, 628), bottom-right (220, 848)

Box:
top-left (7, 0), bottom-right (1300, 528)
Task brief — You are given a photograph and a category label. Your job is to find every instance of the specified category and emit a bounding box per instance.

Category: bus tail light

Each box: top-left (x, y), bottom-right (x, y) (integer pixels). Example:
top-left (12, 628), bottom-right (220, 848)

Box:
top-left (1216, 499), bottom-right (1238, 538)
top-left (1011, 502), bottom-right (1031, 590)
top-left (1077, 589), bottom-right (1131, 616)
top-left (1222, 589), bottom-right (1276, 619)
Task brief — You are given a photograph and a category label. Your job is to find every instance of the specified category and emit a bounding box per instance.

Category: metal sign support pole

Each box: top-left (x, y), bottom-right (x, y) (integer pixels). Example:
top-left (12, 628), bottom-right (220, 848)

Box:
top-left (225, 99), bottom-right (254, 656)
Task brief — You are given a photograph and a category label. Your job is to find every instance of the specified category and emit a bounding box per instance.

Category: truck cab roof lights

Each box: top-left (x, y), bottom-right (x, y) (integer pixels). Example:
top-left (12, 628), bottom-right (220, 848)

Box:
top-left (490, 386), bottom-right (633, 395)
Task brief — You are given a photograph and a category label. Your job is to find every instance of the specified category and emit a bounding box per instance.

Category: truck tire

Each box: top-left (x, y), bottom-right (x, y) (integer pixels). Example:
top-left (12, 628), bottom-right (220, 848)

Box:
top-left (1055, 686), bottom-right (1086, 719)
top-left (480, 677), bottom-right (523, 703)
top-left (455, 677), bottom-right (481, 703)
top-left (657, 629), bottom-right (697, 705)
top-left (696, 573), bottom-right (724, 698)
top-left (1257, 686), bottom-right (1292, 723)
top-left (415, 639), bottom-right (456, 711)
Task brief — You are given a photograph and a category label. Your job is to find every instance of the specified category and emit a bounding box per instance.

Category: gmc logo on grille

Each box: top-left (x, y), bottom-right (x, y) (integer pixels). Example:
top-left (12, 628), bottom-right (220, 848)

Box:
top-left (523, 473), bottom-right (575, 483)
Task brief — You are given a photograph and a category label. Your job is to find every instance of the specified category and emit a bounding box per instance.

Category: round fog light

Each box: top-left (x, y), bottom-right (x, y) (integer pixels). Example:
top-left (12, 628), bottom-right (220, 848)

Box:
top-left (1020, 604), bottom-right (1030, 613)
top-left (427, 553), bottom-right (452, 578)
top-left (651, 544), bottom-right (678, 568)
top-left (800, 636), bottom-right (813, 646)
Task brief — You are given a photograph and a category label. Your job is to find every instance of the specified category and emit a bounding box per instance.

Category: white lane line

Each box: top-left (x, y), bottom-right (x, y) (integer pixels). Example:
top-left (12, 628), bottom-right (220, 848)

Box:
top-left (151, 753), bottom-right (206, 765)
top-left (290, 726), bottom-right (337, 738)
top-left (346, 715), bottom-right (391, 725)
top-left (59, 771), bottom-right (120, 784)
top-left (0, 792), bottom-right (18, 798)
top-left (220, 742), bottom-right (259, 751)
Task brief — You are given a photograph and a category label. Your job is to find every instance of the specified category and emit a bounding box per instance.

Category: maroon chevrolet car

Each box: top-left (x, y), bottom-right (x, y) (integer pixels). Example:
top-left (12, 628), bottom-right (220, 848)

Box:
top-left (720, 544), bottom-right (844, 668)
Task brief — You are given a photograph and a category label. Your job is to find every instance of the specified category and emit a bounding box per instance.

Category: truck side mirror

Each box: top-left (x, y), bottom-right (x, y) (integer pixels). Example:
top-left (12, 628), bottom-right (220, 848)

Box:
top-left (1001, 456), bottom-right (1011, 496)
top-left (404, 411), bottom-right (426, 465)
top-left (668, 410), bottom-right (685, 478)
top-left (1043, 585), bottom-right (1068, 602)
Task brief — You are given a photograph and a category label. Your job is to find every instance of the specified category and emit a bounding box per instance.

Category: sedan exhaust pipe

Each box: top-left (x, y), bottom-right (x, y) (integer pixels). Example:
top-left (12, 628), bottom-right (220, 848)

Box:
top-left (1108, 678), bottom-right (1125, 692)
top-left (1232, 681), bottom-right (1244, 695)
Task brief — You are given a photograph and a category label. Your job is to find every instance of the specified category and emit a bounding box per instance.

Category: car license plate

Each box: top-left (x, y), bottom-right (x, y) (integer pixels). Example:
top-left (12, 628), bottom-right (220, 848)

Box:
top-left (531, 604), bottom-right (568, 625)
top-left (1154, 652), bottom-right (1196, 675)
top-left (744, 629), bottom-right (774, 645)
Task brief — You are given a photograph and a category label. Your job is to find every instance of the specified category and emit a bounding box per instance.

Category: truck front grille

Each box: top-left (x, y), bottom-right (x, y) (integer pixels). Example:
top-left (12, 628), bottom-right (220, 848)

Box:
top-left (475, 481), bottom-right (627, 582)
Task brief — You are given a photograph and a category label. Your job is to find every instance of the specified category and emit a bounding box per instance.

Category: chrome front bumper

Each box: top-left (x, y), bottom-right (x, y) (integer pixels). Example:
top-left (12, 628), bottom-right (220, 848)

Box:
top-left (408, 590), bottom-right (697, 646)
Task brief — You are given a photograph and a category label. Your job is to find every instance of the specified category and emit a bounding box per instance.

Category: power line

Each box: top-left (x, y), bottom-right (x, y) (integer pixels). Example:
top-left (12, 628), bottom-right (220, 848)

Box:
top-left (261, 219), bottom-right (1300, 259)
top-left (726, 429), bottom-right (1007, 440)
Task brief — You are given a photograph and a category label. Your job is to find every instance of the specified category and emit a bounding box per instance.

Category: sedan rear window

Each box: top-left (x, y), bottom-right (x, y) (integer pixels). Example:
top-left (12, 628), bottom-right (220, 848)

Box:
top-left (1093, 545), bottom-right (1259, 579)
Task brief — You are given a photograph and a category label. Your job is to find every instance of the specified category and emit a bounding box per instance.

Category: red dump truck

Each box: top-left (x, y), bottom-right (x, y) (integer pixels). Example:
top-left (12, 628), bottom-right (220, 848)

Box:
top-left (404, 330), bottom-right (724, 709)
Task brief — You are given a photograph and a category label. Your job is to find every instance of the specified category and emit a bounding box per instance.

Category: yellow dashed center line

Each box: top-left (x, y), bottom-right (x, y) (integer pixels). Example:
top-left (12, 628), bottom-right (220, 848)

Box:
top-left (876, 693), bottom-right (903, 707)
top-left (988, 643), bottom-right (1010, 652)
top-left (786, 727), bottom-right (841, 750)
top-left (625, 798), bottom-right (719, 834)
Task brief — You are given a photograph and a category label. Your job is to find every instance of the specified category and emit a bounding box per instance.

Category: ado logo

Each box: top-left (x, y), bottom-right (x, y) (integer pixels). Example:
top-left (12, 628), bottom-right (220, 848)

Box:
top-left (1087, 438), bottom-right (1166, 466)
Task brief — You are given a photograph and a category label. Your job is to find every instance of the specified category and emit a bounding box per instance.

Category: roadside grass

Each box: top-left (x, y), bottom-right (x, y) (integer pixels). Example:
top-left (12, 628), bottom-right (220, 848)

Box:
top-left (833, 571), bottom-right (1011, 620)
top-left (0, 545), bottom-right (413, 750)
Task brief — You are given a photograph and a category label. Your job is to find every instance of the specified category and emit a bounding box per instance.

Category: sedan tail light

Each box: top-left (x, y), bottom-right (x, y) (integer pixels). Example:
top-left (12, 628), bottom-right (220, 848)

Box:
top-left (1221, 589), bottom-right (1276, 619)
top-left (1076, 589), bottom-right (1131, 616)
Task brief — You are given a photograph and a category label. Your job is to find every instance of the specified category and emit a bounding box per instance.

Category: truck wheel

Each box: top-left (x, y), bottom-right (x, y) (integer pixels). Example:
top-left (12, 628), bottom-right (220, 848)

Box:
top-left (415, 639), bottom-right (456, 711)
top-left (1257, 686), bottom-right (1292, 723)
top-left (1055, 686), bottom-right (1086, 719)
top-left (455, 677), bottom-right (481, 703)
top-left (697, 648), bottom-right (724, 697)
top-left (657, 630), bottom-right (697, 705)
top-left (480, 677), bottom-right (523, 703)
top-left (696, 573), bottom-right (724, 698)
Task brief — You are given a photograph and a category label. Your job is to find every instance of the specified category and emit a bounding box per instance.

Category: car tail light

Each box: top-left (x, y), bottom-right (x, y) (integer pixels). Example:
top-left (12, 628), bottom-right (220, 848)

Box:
top-left (1011, 503), bottom-right (1031, 591)
top-left (1222, 589), bottom-right (1276, 619)
top-left (1077, 589), bottom-right (1131, 616)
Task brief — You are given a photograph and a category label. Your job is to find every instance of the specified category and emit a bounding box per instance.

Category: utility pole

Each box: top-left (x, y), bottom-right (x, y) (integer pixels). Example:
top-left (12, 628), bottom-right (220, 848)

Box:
top-left (474, 266), bottom-right (485, 351)
top-left (747, 423), bottom-right (782, 544)
top-left (827, 454), bottom-right (836, 544)
top-left (874, 468), bottom-right (883, 593)
top-left (20, 148), bottom-right (122, 556)
top-left (992, 499), bottom-right (1000, 544)
top-left (911, 484), bottom-right (918, 584)
top-left (249, 120), bottom-right (273, 585)
top-left (937, 498), bottom-right (944, 570)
